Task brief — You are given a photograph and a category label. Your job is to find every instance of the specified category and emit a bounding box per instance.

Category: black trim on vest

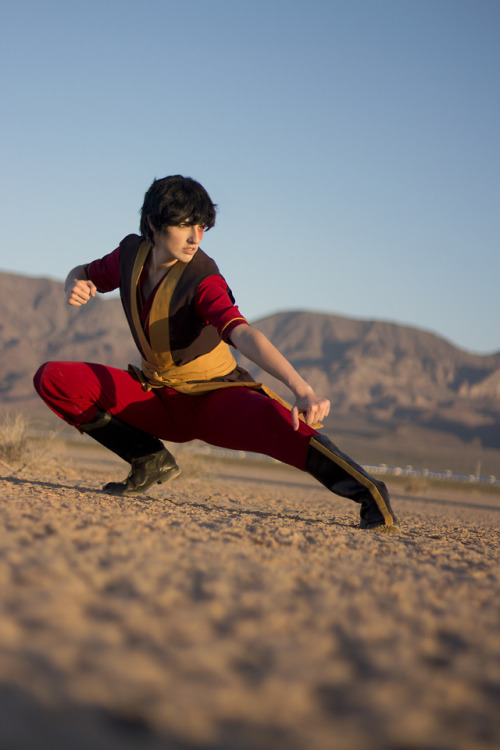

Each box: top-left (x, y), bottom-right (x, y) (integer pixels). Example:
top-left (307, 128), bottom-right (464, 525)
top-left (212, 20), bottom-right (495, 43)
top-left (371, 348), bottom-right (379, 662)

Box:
top-left (119, 234), bottom-right (144, 356)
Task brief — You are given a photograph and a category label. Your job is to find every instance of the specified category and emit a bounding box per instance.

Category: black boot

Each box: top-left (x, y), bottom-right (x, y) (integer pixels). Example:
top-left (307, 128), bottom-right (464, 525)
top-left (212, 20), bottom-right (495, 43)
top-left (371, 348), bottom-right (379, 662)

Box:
top-left (80, 410), bottom-right (181, 496)
top-left (305, 434), bottom-right (400, 532)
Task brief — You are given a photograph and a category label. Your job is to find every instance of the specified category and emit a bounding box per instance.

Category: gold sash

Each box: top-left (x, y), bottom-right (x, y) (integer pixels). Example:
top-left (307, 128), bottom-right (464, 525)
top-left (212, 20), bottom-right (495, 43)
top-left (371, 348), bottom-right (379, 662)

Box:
top-left (128, 361), bottom-right (315, 423)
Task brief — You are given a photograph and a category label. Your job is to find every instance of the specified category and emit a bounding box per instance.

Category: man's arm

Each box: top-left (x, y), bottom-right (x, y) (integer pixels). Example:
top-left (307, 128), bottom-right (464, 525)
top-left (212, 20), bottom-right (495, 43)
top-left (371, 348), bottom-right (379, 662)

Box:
top-left (65, 265), bottom-right (97, 307)
top-left (230, 323), bottom-right (330, 430)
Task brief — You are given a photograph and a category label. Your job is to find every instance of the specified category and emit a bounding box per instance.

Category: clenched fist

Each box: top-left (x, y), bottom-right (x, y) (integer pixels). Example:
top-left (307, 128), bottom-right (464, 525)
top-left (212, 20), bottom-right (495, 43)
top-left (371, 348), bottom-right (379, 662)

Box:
top-left (66, 278), bottom-right (97, 306)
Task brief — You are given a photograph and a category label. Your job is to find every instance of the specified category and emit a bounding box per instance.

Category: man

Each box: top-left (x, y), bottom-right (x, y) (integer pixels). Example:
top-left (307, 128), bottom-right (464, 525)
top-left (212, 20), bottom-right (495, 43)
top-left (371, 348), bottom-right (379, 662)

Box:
top-left (34, 175), bottom-right (399, 532)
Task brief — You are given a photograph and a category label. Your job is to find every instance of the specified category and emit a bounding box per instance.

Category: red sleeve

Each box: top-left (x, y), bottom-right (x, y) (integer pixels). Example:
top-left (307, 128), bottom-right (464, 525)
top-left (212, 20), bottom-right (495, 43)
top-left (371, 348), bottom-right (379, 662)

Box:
top-left (195, 275), bottom-right (249, 345)
top-left (86, 246), bottom-right (121, 293)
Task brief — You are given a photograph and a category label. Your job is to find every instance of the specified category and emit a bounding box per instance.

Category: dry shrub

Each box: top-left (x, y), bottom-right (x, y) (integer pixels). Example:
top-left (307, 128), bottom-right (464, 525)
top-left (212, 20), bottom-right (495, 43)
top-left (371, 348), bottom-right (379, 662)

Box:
top-left (0, 410), bottom-right (63, 474)
top-left (0, 411), bottom-right (31, 467)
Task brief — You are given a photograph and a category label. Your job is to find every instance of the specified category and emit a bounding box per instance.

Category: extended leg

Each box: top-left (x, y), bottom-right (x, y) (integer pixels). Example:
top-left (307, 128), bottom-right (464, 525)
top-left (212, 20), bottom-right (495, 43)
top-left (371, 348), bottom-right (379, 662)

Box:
top-left (182, 387), bottom-right (399, 531)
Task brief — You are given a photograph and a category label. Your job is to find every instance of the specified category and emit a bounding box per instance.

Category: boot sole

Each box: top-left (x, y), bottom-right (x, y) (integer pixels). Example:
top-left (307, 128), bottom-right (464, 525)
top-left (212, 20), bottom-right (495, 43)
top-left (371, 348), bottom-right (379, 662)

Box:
top-left (102, 466), bottom-right (182, 496)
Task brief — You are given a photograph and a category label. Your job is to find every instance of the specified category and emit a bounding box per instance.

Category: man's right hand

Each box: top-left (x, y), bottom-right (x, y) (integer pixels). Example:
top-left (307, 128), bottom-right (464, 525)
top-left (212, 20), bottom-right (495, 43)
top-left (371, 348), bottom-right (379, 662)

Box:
top-left (66, 279), bottom-right (97, 306)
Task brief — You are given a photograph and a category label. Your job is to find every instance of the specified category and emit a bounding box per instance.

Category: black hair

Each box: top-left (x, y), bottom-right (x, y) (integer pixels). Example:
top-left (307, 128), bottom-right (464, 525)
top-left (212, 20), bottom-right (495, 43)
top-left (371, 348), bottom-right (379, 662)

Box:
top-left (139, 175), bottom-right (217, 242)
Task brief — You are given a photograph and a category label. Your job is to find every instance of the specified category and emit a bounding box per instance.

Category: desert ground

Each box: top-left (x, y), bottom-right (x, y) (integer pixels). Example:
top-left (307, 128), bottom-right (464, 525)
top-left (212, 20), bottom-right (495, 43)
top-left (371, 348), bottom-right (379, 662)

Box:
top-left (0, 440), bottom-right (499, 750)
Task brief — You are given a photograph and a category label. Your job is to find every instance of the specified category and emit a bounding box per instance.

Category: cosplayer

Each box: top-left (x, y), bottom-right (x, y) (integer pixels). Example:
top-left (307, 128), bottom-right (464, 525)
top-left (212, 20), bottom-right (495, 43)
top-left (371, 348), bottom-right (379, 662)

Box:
top-left (34, 176), bottom-right (399, 532)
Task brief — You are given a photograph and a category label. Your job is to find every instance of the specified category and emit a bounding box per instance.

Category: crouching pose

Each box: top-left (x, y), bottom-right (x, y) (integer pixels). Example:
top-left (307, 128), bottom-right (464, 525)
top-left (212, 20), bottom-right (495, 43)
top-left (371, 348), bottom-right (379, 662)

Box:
top-left (34, 176), bottom-right (399, 532)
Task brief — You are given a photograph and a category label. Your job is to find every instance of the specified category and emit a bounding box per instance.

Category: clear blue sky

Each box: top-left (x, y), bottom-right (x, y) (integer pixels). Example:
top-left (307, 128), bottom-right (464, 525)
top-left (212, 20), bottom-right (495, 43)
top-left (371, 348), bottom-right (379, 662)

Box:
top-left (1, 0), bottom-right (499, 354)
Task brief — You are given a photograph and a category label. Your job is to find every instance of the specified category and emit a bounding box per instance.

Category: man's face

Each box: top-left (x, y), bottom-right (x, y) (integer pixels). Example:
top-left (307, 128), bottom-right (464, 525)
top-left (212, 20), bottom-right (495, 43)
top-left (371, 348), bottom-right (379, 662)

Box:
top-left (151, 220), bottom-right (205, 264)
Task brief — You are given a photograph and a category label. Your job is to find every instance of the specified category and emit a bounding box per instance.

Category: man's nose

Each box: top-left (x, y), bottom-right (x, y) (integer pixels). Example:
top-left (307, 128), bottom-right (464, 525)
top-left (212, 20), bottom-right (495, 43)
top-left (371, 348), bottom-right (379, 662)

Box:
top-left (188, 225), bottom-right (204, 243)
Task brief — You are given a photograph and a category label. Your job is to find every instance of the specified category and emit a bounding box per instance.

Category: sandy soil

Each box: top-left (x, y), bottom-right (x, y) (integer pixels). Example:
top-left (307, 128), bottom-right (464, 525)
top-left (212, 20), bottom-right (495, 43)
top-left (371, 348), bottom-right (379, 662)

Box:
top-left (0, 443), bottom-right (499, 750)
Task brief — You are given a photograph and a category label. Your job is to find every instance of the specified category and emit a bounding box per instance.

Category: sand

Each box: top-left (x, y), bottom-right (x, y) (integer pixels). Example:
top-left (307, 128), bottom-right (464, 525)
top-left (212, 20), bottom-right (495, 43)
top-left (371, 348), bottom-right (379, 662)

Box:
top-left (0, 444), bottom-right (499, 750)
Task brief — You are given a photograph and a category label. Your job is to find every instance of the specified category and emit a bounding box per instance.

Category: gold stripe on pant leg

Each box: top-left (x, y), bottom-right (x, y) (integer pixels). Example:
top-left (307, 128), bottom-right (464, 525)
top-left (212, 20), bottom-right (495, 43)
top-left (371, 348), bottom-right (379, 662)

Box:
top-left (310, 437), bottom-right (394, 527)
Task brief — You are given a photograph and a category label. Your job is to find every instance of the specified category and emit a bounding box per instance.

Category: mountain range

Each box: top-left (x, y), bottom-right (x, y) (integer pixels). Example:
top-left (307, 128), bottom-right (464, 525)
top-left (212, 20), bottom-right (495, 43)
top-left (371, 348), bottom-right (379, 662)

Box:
top-left (1, 271), bottom-right (499, 459)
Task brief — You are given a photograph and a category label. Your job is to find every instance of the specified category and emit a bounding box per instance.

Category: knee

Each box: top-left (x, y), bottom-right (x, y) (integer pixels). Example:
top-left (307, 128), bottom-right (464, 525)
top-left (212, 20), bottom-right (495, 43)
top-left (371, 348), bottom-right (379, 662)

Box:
top-left (33, 361), bottom-right (69, 400)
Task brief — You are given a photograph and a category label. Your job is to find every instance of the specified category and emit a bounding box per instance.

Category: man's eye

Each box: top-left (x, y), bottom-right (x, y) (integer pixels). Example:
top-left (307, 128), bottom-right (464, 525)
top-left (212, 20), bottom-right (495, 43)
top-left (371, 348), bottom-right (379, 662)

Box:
top-left (178, 222), bottom-right (205, 230)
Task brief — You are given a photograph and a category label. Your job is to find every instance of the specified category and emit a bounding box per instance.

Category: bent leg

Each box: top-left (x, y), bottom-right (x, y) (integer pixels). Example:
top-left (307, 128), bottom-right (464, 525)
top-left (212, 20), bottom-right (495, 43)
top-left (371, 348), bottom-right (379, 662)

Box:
top-left (34, 361), bottom-right (158, 426)
top-left (34, 361), bottom-right (181, 440)
top-left (33, 362), bottom-right (181, 494)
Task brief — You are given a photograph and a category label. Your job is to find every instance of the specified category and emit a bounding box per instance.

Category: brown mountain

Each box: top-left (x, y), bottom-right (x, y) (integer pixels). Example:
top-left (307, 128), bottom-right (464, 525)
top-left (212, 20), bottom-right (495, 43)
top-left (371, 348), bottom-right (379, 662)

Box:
top-left (237, 312), bottom-right (500, 450)
top-left (1, 271), bottom-right (499, 452)
top-left (0, 272), bottom-right (137, 406)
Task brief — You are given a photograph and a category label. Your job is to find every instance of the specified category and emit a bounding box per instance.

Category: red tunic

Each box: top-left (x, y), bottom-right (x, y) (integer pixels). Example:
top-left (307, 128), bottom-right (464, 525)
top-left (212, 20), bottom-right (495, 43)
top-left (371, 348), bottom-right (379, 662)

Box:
top-left (86, 246), bottom-right (249, 344)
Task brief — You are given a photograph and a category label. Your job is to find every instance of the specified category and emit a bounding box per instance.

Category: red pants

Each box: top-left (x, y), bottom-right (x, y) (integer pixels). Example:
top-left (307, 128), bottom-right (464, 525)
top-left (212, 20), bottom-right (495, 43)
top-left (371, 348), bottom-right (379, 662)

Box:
top-left (34, 361), bottom-right (317, 471)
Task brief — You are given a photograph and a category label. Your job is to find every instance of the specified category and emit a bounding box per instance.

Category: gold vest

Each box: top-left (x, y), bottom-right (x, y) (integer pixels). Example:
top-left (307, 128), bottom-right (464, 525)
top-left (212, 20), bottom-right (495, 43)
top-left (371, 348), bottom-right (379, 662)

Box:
top-left (126, 242), bottom-right (321, 426)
